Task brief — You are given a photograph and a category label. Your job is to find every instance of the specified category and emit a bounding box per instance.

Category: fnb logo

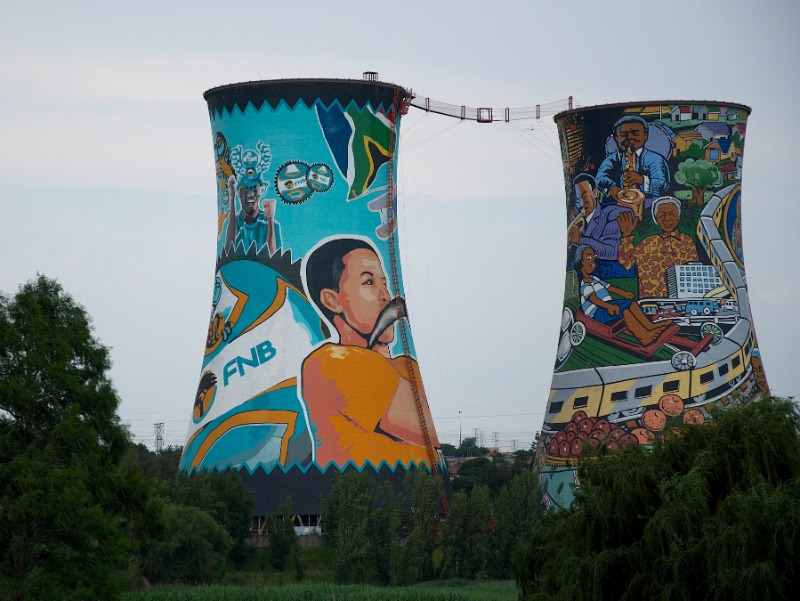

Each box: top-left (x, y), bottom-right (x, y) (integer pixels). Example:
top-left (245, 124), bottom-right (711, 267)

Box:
top-left (223, 340), bottom-right (277, 386)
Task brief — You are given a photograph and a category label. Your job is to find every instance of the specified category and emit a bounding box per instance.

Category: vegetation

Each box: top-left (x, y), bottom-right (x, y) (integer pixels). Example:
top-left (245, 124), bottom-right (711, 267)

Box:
top-left (675, 158), bottom-right (720, 204)
top-left (4, 276), bottom-right (799, 601)
top-left (123, 580), bottom-right (518, 601)
top-left (0, 276), bottom-right (163, 601)
top-left (514, 397), bottom-right (800, 601)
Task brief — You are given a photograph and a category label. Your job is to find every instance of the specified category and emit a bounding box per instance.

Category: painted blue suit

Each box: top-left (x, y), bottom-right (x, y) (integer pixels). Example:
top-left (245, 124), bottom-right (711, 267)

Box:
top-left (577, 203), bottom-right (632, 261)
top-left (595, 148), bottom-right (670, 200)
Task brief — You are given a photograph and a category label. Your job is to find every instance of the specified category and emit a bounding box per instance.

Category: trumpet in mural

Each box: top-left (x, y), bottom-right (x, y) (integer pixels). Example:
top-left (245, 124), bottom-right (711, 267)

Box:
top-left (540, 101), bottom-right (768, 510)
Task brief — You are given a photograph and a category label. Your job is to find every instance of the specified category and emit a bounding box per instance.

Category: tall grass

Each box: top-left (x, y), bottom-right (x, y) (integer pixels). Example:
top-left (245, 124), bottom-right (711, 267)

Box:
top-left (124, 580), bottom-right (517, 601)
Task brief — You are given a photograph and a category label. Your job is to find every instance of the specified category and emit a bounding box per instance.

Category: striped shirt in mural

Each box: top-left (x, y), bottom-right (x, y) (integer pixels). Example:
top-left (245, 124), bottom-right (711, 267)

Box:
top-left (580, 276), bottom-right (612, 318)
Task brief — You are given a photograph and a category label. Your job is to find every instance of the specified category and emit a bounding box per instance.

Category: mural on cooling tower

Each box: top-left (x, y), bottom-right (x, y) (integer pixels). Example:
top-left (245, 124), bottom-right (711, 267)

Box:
top-left (180, 81), bottom-right (442, 476)
top-left (538, 102), bottom-right (769, 509)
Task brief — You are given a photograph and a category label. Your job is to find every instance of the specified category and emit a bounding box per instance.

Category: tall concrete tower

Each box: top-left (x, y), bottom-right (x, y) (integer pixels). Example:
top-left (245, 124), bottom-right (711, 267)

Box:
top-left (538, 101), bottom-right (768, 509)
top-left (181, 78), bottom-right (448, 524)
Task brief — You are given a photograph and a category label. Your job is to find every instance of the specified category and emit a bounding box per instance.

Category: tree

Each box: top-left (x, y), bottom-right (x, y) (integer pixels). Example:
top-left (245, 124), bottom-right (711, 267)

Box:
top-left (489, 470), bottom-right (545, 580)
top-left (165, 470), bottom-right (255, 562)
top-left (266, 497), bottom-right (302, 579)
top-left (440, 442), bottom-right (458, 456)
top-left (321, 471), bottom-right (376, 583)
top-left (440, 485), bottom-right (494, 579)
top-left (0, 276), bottom-right (161, 600)
top-left (514, 397), bottom-right (800, 601)
top-left (139, 502), bottom-right (232, 585)
top-left (675, 158), bottom-right (720, 204)
top-left (401, 470), bottom-right (441, 583)
top-left (456, 436), bottom-right (489, 457)
top-left (453, 456), bottom-right (512, 496)
top-left (369, 480), bottom-right (406, 586)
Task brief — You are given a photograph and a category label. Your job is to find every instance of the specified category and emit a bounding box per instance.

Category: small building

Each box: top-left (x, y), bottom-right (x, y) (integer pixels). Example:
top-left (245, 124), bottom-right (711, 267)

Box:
top-left (706, 105), bottom-right (721, 121)
top-left (693, 105), bottom-right (709, 120)
top-left (667, 263), bottom-right (724, 299)
top-left (727, 107), bottom-right (741, 120)
top-left (705, 138), bottom-right (736, 163)
top-left (696, 122), bottom-right (731, 141)
top-left (671, 105), bottom-right (692, 122)
top-left (705, 140), bottom-right (723, 163)
top-left (673, 131), bottom-right (704, 156)
top-left (719, 161), bottom-right (738, 182)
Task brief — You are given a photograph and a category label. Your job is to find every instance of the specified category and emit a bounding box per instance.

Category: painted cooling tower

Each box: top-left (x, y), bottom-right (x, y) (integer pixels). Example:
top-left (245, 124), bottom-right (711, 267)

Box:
top-left (537, 101), bottom-right (768, 510)
top-left (180, 79), bottom-right (447, 519)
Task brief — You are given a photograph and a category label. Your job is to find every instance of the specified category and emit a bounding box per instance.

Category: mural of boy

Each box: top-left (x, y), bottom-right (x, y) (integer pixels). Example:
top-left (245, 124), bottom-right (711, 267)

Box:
top-left (300, 236), bottom-right (438, 468)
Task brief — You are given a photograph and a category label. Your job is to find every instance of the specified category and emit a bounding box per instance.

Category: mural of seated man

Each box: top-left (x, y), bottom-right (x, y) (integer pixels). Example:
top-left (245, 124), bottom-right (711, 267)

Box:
top-left (301, 236), bottom-right (438, 469)
top-left (595, 115), bottom-right (671, 212)
top-left (618, 196), bottom-right (699, 299)
top-left (575, 244), bottom-right (668, 346)
top-left (568, 173), bottom-right (635, 279)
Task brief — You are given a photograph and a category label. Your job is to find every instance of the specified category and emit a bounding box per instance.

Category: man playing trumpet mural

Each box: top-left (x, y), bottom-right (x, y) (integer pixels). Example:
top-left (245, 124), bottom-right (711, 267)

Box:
top-left (596, 115), bottom-right (670, 209)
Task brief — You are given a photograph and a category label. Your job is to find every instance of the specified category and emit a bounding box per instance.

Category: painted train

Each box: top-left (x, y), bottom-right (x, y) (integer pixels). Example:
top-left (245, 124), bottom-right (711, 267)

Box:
top-left (542, 184), bottom-right (764, 466)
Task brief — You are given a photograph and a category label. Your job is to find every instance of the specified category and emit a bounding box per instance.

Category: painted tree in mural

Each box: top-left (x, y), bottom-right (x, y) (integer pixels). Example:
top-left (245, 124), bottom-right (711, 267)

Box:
top-left (675, 158), bottom-right (720, 204)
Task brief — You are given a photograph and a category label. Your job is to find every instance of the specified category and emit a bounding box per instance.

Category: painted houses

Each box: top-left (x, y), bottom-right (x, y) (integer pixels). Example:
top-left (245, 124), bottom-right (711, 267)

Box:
top-left (696, 122), bottom-right (731, 141)
top-left (673, 131), bottom-right (704, 156)
top-left (704, 138), bottom-right (736, 163)
top-left (670, 105), bottom-right (692, 122)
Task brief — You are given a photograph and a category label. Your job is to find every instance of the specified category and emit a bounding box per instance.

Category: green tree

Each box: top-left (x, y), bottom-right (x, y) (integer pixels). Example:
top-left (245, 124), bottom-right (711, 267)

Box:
top-left (369, 481), bottom-right (406, 586)
top-left (266, 496), bottom-right (302, 578)
top-left (440, 442), bottom-right (458, 456)
top-left (440, 485), bottom-right (494, 579)
top-left (164, 470), bottom-right (255, 562)
top-left (453, 456), bottom-right (512, 496)
top-left (514, 398), bottom-right (800, 601)
top-left (489, 470), bottom-right (545, 579)
top-left (675, 157), bottom-right (720, 204)
top-left (321, 471), bottom-right (376, 583)
top-left (0, 276), bottom-right (161, 600)
top-left (122, 443), bottom-right (182, 482)
top-left (401, 470), bottom-right (441, 583)
top-left (139, 502), bottom-right (232, 585)
top-left (456, 436), bottom-right (489, 457)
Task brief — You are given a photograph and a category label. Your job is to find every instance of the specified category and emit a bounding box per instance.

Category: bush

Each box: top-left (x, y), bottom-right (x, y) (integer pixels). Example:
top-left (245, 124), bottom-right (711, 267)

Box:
top-left (514, 397), bottom-right (800, 601)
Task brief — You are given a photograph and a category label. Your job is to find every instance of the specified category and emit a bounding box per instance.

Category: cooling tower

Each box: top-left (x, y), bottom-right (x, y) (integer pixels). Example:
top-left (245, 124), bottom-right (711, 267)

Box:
top-left (180, 78), bottom-right (448, 522)
top-left (537, 101), bottom-right (768, 510)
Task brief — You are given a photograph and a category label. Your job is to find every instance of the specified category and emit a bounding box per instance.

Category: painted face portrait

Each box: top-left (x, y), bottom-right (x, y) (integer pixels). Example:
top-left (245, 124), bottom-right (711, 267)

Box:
top-left (329, 248), bottom-right (394, 345)
top-left (655, 202), bottom-right (680, 233)
top-left (576, 180), bottom-right (597, 215)
top-left (615, 121), bottom-right (647, 153)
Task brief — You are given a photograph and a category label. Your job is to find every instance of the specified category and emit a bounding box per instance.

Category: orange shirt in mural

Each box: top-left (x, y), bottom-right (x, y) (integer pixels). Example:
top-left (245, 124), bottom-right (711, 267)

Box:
top-left (301, 343), bottom-right (438, 468)
top-left (618, 231), bottom-right (698, 298)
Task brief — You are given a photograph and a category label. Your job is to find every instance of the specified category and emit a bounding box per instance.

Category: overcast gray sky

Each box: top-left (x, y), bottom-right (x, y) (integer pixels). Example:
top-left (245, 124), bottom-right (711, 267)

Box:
top-left (2, 0), bottom-right (798, 450)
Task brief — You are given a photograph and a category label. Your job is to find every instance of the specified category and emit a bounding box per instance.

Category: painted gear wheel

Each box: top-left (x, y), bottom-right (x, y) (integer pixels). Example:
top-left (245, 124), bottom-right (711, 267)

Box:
top-left (275, 160), bottom-right (312, 204)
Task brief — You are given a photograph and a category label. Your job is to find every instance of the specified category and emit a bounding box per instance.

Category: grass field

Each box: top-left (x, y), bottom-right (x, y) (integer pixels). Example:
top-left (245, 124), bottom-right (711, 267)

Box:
top-left (124, 580), bottom-right (518, 601)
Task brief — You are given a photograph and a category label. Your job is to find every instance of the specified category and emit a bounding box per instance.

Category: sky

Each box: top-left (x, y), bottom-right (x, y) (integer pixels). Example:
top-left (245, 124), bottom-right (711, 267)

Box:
top-left (1, 0), bottom-right (798, 451)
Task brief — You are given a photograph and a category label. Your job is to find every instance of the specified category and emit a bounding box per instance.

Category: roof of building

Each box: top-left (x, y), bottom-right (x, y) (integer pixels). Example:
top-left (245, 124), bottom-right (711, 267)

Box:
top-left (718, 139), bottom-right (733, 153)
top-left (697, 122), bottom-right (731, 135)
